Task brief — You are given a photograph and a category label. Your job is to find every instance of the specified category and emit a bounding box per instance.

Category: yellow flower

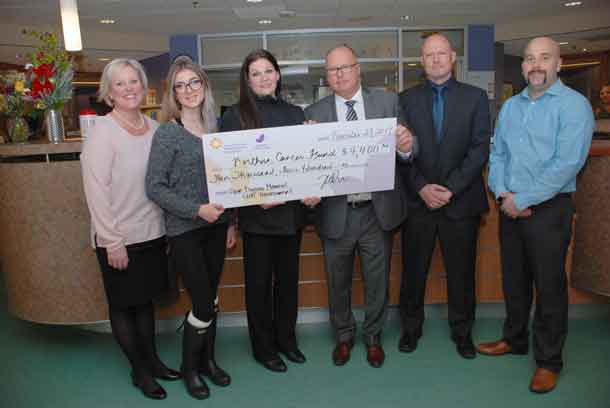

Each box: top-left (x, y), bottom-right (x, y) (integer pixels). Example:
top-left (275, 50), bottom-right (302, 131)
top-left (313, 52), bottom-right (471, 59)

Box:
top-left (14, 80), bottom-right (25, 93)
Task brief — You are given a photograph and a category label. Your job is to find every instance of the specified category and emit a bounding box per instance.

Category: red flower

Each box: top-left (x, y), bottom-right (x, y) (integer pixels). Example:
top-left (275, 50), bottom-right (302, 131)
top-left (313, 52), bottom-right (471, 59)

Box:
top-left (31, 77), bottom-right (54, 98)
top-left (33, 63), bottom-right (54, 79)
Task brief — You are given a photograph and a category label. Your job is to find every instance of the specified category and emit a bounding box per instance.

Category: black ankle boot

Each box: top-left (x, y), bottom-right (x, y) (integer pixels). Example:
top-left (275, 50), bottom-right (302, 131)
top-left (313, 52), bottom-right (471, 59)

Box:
top-left (182, 320), bottom-right (210, 399)
top-left (200, 318), bottom-right (231, 387)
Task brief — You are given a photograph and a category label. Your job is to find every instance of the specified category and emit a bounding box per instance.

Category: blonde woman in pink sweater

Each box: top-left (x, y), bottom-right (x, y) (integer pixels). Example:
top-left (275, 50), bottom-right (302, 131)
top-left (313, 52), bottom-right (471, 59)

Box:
top-left (81, 59), bottom-right (180, 400)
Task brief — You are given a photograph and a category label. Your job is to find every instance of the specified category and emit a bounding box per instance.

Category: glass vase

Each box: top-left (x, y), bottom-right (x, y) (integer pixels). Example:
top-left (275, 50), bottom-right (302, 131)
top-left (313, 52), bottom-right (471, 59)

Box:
top-left (7, 116), bottom-right (30, 143)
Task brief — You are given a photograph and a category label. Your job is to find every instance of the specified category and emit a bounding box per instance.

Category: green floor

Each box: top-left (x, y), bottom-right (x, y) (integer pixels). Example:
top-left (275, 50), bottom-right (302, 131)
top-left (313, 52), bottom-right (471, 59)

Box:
top-left (2, 293), bottom-right (610, 407)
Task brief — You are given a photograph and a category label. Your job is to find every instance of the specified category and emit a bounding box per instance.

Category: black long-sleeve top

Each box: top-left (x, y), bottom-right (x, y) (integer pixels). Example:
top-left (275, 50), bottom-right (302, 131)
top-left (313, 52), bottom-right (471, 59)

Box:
top-left (220, 96), bottom-right (307, 235)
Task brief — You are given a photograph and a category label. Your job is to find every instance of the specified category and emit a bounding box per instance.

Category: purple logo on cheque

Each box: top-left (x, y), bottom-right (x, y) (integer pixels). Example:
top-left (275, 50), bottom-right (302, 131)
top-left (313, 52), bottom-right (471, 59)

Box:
top-left (256, 133), bottom-right (265, 143)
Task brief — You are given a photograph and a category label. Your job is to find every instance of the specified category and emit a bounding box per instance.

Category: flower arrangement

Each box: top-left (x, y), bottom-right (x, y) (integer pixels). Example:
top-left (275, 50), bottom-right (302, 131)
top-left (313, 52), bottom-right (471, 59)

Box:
top-left (0, 71), bottom-right (28, 117)
top-left (0, 30), bottom-right (74, 142)
top-left (24, 30), bottom-right (74, 112)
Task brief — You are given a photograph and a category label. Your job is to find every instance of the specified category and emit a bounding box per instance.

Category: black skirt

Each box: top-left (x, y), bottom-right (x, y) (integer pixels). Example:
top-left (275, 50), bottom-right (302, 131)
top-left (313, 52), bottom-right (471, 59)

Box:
top-left (95, 236), bottom-right (169, 308)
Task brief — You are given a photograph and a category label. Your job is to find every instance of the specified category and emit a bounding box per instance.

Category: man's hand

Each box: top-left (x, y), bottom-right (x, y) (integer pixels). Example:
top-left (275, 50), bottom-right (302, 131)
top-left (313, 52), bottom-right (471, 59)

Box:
top-left (419, 184), bottom-right (452, 209)
top-left (396, 124), bottom-right (414, 154)
top-left (198, 203), bottom-right (225, 223)
top-left (500, 193), bottom-right (532, 218)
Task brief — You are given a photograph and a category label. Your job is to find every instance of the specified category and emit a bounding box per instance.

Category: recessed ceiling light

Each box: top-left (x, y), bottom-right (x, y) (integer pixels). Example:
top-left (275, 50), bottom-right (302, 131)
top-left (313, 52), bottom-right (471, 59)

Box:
top-left (564, 1), bottom-right (582, 6)
top-left (401, 15), bottom-right (410, 21)
top-left (559, 42), bottom-right (569, 45)
top-left (99, 19), bottom-right (115, 24)
top-left (583, 48), bottom-right (588, 52)
top-left (258, 19), bottom-right (272, 25)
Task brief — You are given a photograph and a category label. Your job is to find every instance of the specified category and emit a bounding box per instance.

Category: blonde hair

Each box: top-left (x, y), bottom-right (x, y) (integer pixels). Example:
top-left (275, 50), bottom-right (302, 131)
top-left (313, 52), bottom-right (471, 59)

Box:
top-left (160, 56), bottom-right (217, 133)
top-left (98, 58), bottom-right (148, 107)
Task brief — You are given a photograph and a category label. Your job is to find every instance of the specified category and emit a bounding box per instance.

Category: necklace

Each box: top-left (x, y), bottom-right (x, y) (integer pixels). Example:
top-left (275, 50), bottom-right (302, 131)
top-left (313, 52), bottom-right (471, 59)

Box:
top-left (111, 110), bottom-right (148, 136)
top-left (112, 109), bottom-right (145, 129)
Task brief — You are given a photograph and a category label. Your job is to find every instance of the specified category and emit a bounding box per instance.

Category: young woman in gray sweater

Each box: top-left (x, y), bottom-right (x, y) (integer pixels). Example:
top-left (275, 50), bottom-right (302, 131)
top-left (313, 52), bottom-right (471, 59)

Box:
top-left (146, 56), bottom-right (235, 400)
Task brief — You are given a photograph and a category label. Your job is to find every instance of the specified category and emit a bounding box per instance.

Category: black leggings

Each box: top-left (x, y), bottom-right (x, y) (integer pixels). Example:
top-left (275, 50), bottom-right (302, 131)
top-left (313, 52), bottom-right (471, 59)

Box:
top-left (169, 224), bottom-right (228, 322)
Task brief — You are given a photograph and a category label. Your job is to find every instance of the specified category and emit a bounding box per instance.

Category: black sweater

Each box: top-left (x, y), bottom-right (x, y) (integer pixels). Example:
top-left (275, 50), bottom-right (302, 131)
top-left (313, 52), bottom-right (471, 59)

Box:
top-left (220, 96), bottom-right (307, 235)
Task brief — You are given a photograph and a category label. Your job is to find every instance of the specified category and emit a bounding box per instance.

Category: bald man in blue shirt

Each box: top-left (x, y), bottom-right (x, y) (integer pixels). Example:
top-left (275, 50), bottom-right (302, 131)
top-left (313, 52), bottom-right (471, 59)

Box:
top-left (478, 37), bottom-right (594, 394)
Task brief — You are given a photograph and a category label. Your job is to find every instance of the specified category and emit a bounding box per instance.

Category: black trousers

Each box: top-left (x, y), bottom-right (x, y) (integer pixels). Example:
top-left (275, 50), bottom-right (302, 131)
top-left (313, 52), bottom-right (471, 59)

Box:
top-left (400, 213), bottom-right (480, 340)
top-left (169, 224), bottom-right (227, 322)
top-left (242, 231), bottom-right (302, 361)
top-left (500, 193), bottom-right (573, 372)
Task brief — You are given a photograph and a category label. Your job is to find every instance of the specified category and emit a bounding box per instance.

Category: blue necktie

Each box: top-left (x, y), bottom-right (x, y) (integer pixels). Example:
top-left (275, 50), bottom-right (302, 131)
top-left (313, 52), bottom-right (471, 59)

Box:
top-left (345, 100), bottom-right (358, 121)
top-left (432, 86), bottom-right (446, 143)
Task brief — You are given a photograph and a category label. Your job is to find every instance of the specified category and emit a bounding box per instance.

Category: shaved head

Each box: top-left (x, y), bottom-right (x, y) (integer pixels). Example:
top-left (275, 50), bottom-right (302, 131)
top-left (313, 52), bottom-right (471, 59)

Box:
top-left (420, 33), bottom-right (456, 84)
top-left (521, 36), bottom-right (562, 99)
top-left (421, 33), bottom-right (454, 54)
top-left (523, 37), bottom-right (560, 59)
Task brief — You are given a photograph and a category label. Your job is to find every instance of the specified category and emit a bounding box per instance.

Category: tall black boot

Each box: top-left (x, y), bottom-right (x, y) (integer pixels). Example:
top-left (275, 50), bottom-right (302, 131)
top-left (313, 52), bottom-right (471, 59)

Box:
top-left (200, 317), bottom-right (231, 386)
top-left (182, 320), bottom-right (210, 399)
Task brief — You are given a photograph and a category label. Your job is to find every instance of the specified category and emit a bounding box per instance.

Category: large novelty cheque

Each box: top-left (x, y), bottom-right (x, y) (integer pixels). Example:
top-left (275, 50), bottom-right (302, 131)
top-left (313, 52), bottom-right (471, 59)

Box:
top-left (202, 118), bottom-right (396, 208)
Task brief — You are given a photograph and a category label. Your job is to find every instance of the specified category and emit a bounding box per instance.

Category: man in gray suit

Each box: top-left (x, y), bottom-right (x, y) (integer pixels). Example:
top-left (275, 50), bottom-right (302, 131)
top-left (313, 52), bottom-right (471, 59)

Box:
top-left (305, 45), bottom-right (414, 368)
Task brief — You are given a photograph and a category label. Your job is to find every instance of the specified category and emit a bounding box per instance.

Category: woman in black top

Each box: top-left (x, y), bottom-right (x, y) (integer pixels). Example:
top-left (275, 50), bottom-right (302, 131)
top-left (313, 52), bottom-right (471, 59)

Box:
top-left (221, 49), bottom-right (319, 372)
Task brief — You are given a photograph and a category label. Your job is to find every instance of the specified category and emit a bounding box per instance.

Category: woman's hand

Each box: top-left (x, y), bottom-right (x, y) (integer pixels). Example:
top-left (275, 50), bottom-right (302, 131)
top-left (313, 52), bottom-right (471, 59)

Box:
top-left (198, 203), bottom-right (225, 223)
top-left (226, 225), bottom-right (237, 250)
top-left (107, 245), bottom-right (129, 270)
top-left (302, 196), bottom-right (321, 208)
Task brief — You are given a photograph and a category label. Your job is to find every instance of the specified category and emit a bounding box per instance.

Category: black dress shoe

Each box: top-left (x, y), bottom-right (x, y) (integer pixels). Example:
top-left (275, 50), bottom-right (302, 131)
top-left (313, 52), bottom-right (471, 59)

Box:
top-left (153, 366), bottom-right (182, 381)
top-left (455, 337), bottom-right (476, 359)
top-left (280, 349), bottom-right (306, 364)
top-left (398, 333), bottom-right (418, 353)
top-left (131, 373), bottom-right (167, 400)
top-left (258, 357), bottom-right (287, 372)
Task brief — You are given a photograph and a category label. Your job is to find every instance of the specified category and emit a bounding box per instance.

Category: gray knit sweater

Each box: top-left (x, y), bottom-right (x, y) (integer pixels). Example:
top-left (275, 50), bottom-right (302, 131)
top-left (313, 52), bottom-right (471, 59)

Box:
top-left (145, 122), bottom-right (230, 237)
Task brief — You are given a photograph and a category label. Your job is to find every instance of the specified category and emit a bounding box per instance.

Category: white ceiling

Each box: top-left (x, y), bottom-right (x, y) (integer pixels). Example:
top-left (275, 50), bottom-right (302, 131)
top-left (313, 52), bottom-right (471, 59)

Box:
top-left (1, 0), bottom-right (609, 72)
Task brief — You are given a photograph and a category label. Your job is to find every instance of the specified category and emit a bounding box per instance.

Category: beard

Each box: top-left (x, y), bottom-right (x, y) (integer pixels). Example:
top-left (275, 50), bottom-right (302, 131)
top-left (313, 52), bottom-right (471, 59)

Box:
top-left (526, 70), bottom-right (547, 86)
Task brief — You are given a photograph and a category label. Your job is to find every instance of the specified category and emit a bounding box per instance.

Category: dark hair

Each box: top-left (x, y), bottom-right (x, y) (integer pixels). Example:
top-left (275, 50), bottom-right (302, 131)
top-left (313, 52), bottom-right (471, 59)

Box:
top-left (238, 49), bottom-right (282, 129)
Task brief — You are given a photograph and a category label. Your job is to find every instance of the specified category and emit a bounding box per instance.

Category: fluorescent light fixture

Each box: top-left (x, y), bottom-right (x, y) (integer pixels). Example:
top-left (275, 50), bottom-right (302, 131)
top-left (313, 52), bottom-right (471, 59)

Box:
top-left (99, 18), bottom-right (115, 24)
top-left (258, 19), bottom-right (272, 25)
top-left (247, 0), bottom-right (263, 2)
top-left (280, 65), bottom-right (308, 76)
top-left (98, 57), bottom-right (111, 61)
top-left (559, 42), bottom-right (569, 45)
top-left (564, 1), bottom-right (582, 6)
top-left (407, 63), bottom-right (418, 67)
top-left (60, 0), bottom-right (82, 51)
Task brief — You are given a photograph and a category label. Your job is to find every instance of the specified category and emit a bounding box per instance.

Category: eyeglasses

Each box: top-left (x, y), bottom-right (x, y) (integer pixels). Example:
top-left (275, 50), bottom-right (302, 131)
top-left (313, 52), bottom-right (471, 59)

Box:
top-left (174, 78), bottom-right (203, 93)
top-left (326, 63), bottom-right (359, 76)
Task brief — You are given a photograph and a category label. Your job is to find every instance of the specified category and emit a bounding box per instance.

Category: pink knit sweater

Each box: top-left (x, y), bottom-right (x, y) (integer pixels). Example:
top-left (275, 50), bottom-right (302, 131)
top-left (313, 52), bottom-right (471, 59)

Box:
top-left (81, 115), bottom-right (165, 251)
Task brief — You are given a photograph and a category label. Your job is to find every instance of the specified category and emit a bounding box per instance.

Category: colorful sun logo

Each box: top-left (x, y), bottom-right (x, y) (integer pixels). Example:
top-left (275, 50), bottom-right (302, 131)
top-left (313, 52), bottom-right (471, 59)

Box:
top-left (209, 138), bottom-right (223, 149)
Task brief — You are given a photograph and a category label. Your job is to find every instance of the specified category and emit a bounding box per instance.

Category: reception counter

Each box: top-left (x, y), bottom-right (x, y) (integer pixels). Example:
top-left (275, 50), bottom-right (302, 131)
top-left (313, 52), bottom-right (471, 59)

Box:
top-left (572, 140), bottom-right (610, 297)
top-left (0, 139), bottom-right (607, 324)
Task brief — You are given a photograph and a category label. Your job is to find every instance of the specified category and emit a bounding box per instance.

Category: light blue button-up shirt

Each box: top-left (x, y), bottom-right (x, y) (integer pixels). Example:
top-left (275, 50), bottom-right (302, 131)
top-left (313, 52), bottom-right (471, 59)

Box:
top-left (488, 79), bottom-right (594, 211)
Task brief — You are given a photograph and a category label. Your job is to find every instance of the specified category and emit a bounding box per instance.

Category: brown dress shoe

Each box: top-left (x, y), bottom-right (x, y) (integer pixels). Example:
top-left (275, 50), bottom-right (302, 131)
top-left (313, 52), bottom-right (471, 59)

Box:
top-left (476, 339), bottom-right (526, 356)
top-left (529, 368), bottom-right (558, 393)
top-left (367, 344), bottom-right (385, 368)
top-left (332, 340), bottom-right (354, 366)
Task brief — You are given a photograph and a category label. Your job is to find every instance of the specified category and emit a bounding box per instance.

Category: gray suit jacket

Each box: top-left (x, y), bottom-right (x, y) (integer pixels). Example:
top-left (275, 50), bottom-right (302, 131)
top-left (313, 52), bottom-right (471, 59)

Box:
top-left (304, 88), bottom-right (408, 239)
